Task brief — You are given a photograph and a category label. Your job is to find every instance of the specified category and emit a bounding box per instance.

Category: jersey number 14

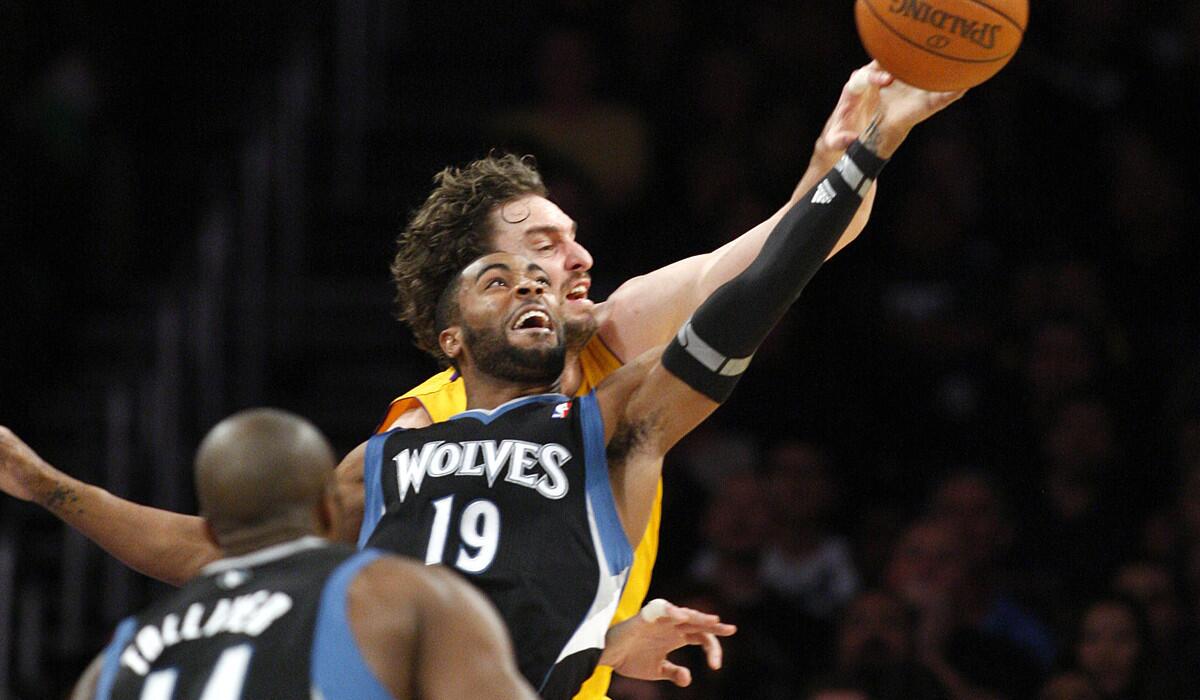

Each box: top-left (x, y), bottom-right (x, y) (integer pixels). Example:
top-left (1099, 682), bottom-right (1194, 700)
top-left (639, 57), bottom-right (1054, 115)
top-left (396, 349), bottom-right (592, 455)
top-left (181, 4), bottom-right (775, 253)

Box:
top-left (139, 644), bottom-right (252, 700)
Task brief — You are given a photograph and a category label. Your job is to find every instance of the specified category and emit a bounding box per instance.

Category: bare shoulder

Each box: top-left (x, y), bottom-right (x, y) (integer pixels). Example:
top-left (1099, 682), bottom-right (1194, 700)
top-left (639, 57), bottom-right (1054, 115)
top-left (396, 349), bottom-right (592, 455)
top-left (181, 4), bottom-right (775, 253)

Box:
top-left (352, 557), bottom-right (469, 607)
top-left (351, 558), bottom-right (506, 648)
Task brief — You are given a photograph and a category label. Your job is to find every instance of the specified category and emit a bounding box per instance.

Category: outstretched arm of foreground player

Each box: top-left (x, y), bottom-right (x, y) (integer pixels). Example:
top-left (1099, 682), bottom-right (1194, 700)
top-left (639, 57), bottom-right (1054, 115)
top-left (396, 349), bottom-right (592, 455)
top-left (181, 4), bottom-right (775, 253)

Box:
top-left (596, 63), bottom-right (891, 362)
top-left (0, 426), bottom-right (218, 586)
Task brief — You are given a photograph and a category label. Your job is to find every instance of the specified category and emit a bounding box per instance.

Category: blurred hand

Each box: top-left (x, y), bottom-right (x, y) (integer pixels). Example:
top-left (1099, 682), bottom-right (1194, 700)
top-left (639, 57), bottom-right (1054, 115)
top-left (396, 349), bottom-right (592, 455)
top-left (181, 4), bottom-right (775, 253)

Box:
top-left (602, 598), bottom-right (738, 687)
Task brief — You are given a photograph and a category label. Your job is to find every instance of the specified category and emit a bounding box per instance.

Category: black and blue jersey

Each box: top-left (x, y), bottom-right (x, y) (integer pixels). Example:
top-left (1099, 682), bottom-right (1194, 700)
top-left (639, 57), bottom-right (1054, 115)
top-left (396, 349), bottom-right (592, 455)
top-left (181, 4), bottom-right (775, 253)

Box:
top-left (360, 392), bottom-right (633, 700)
top-left (93, 538), bottom-right (391, 700)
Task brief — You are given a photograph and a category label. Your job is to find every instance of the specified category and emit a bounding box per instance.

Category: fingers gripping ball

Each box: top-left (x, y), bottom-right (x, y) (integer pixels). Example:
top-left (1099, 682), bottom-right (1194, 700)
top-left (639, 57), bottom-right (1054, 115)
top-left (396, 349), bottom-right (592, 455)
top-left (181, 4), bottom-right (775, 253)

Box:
top-left (855, 0), bottom-right (1028, 90)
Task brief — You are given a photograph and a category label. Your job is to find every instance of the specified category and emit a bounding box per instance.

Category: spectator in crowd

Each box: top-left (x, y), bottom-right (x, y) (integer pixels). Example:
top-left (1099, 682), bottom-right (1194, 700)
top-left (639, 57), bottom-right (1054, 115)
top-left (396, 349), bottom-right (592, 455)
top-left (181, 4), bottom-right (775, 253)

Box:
top-left (833, 589), bottom-right (949, 699)
top-left (759, 441), bottom-right (860, 620)
top-left (1068, 595), bottom-right (1155, 699)
top-left (930, 470), bottom-right (1056, 669)
top-left (1039, 671), bottom-right (1100, 700)
top-left (885, 517), bottom-right (1043, 698)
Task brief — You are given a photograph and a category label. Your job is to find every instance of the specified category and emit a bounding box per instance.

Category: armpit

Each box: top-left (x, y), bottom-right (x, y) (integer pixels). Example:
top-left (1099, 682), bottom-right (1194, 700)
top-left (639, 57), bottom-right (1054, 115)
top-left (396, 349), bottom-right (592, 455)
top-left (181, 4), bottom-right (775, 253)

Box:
top-left (606, 410), bottom-right (663, 467)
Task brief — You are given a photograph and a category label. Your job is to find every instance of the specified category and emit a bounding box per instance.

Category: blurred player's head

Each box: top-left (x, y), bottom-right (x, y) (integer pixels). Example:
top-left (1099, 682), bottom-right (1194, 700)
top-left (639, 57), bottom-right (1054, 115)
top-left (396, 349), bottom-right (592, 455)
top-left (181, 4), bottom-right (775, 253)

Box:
top-left (194, 408), bottom-right (339, 554)
top-left (436, 252), bottom-right (569, 387)
top-left (392, 153), bottom-right (595, 366)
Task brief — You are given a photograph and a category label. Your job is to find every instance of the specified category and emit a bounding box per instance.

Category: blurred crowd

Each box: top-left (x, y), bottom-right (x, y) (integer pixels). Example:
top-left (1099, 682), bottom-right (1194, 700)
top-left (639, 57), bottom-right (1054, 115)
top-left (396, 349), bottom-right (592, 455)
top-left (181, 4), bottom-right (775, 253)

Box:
top-left (6, 1), bottom-right (1200, 699)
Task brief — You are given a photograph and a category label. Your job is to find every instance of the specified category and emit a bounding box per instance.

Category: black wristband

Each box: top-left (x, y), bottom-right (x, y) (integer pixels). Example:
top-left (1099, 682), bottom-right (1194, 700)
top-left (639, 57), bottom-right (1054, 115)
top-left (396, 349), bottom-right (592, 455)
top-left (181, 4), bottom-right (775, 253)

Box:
top-left (836, 140), bottom-right (889, 196)
top-left (848, 139), bottom-right (888, 176)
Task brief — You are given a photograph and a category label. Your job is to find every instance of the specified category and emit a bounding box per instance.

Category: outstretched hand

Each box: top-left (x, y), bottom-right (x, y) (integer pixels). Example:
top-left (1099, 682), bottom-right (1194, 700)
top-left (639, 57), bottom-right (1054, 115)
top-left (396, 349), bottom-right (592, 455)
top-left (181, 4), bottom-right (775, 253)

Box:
top-left (815, 61), bottom-right (966, 161)
top-left (601, 598), bottom-right (737, 687)
top-left (0, 426), bottom-right (47, 502)
top-left (814, 62), bottom-right (894, 160)
top-left (874, 67), bottom-right (966, 134)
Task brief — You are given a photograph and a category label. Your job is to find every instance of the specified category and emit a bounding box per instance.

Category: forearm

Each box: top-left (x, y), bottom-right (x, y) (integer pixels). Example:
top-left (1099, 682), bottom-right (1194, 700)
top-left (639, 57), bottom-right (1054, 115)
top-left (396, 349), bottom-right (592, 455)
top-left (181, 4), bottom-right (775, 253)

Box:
top-left (662, 141), bottom-right (886, 402)
top-left (598, 158), bottom-right (873, 360)
top-left (30, 466), bottom-right (217, 586)
top-left (696, 179), bottom-right (871, 309)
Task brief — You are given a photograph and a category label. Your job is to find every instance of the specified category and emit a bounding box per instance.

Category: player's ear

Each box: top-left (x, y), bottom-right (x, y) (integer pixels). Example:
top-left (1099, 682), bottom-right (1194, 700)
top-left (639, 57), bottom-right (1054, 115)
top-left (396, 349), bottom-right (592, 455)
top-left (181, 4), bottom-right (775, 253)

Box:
top-left (439, 326), bottom-right (464, 363)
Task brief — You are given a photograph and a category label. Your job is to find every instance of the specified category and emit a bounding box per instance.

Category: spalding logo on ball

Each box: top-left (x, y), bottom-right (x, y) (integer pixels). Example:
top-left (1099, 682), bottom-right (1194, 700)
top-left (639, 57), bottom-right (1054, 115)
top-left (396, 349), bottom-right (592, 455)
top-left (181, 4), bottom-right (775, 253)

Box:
top-left (855, 0), bottom-right (1028, 90)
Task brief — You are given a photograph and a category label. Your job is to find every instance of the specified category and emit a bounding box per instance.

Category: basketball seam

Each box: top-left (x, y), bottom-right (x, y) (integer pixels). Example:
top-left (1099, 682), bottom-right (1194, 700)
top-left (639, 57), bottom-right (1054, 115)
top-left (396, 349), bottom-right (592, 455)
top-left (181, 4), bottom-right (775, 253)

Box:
top-left (962, 0), bottom-right (1026, 33)
top-left (860, 0), bottom-right (1016, 65)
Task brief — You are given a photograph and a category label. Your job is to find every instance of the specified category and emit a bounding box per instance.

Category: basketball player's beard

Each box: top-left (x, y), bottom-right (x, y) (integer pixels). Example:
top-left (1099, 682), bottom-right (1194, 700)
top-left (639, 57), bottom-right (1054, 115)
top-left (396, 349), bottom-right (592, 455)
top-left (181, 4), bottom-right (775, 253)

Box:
top-left (563, 311), bottom-right (599, 352)
top-left (464, 323), bottom-right (567, 386)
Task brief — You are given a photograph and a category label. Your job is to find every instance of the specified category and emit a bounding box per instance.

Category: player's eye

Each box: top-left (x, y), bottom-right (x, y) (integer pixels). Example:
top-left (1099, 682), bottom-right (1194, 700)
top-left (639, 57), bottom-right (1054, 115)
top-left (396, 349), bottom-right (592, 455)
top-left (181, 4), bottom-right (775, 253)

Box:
top-left (486, 277), bottom-right (507, 288)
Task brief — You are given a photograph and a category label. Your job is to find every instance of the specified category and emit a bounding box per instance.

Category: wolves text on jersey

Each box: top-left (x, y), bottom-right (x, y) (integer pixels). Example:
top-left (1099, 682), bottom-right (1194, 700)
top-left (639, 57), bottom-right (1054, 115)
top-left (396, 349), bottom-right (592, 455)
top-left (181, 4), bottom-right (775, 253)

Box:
top-left (393, 439), bottom-right (573, 502)
top-left (120, 590), bottom-right (293, 675)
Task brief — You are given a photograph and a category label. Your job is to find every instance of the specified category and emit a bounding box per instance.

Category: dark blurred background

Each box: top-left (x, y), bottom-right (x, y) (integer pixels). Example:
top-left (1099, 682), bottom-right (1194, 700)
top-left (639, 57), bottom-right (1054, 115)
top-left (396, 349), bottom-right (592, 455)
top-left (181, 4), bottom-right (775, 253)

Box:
top-left (3, 1), bottom-right (1199, 698)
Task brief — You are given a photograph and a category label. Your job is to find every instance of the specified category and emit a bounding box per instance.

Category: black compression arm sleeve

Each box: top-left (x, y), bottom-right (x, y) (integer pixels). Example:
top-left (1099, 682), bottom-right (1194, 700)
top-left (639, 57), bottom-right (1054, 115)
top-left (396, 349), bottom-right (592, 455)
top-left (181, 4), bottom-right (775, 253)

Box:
top-left (662, 141), bottom-right (887, 401)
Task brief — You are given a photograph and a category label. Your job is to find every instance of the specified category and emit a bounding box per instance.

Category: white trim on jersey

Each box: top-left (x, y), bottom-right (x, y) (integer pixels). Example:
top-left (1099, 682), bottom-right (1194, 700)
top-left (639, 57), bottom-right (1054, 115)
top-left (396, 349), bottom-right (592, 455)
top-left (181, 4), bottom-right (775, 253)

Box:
top-left (200, 536), bottom-right (327, 575)
top-left (553, 493), bottom-right (631, 664)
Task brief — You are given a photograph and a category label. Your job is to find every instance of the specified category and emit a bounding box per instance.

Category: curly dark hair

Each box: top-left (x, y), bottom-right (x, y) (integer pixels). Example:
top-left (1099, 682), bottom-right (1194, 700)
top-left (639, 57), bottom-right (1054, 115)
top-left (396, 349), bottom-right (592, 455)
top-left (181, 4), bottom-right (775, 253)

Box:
top-left (391, 153), bottom-right (547, 365)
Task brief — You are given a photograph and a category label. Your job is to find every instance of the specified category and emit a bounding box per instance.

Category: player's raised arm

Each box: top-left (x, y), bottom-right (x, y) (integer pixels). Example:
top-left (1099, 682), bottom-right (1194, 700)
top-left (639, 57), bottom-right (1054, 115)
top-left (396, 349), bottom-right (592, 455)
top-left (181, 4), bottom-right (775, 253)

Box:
top-left (595, 136), bottom-right (888, 541)
top-left (0, 426), bottom-right (218, 586)
top-left (597, 64), bottom-right (968, 363)
top-left (595, 63), bottom-right (892, 361)
top-left (598, 77), bottom-right (964, 541)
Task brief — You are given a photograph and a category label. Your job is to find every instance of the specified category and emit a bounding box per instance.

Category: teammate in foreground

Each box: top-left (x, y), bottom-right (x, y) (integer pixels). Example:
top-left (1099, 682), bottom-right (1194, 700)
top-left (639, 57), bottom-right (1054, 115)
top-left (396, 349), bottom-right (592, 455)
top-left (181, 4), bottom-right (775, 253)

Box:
top-left (356, 77), bottom-right (964, 698)
top-left (65, 408), bottom-right (537, 700)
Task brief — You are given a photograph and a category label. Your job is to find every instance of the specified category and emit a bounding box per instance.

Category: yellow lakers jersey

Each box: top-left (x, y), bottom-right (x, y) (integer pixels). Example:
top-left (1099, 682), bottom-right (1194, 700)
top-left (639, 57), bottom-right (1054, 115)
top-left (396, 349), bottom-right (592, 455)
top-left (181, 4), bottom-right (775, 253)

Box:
top-left (378, 336), bottom-right (662, 700)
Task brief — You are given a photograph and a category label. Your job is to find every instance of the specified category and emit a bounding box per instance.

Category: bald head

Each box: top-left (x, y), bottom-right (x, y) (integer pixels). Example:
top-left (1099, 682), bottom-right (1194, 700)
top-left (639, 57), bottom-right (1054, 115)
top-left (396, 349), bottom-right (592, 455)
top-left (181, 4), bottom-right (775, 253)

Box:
top-left (195, 408), bottom-right (337, 546)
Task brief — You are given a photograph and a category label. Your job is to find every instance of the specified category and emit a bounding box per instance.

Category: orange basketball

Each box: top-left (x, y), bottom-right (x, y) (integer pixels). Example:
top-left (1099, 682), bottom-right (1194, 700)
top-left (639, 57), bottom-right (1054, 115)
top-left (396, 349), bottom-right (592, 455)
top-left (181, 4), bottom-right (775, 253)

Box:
top-left (855, 0), bottom-right (1028, 91)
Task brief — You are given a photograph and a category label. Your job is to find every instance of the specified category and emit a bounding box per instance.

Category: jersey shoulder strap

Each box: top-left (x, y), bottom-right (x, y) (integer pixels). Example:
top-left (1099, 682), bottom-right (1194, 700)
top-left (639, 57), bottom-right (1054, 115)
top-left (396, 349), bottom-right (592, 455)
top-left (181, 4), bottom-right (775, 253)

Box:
top-left (376, 368), bottom-right (466, 431)
top-left (310, 549), bottom-right (391, 700)
top-left (575, 391), bottom-right (633, 576)
top-left (576, 336), bottom-right (624, 395)
top-left (94, 617), bottom-right (138, 700)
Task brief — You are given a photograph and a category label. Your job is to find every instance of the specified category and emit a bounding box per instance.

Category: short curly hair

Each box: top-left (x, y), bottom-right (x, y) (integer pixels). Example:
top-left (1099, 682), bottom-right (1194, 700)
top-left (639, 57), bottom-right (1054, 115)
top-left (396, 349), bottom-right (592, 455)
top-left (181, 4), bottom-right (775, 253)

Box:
top-left (391, 153), bottom-right (547, 365)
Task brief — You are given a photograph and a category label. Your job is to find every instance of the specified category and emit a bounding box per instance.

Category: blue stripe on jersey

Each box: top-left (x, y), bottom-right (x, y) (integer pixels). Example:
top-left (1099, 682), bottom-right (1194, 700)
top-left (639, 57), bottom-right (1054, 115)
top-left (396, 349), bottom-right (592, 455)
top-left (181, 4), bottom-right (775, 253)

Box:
top-left (449, 393), bottom-right (569, 425)
top-left (94, 617), bottom-right (136, 700)
top-left (358, 431), bottom-right (393, 548)
top-left (311, 549), bottom-right (391, 700)
top-left (578, 391), bottom-right (634, 575)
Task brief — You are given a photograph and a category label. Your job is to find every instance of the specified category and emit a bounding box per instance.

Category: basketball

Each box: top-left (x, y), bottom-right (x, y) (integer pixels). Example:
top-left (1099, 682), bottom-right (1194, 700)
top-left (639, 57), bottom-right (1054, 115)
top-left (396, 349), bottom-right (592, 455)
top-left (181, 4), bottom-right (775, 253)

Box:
top-left (855, 0), bottom-right (1028, 91)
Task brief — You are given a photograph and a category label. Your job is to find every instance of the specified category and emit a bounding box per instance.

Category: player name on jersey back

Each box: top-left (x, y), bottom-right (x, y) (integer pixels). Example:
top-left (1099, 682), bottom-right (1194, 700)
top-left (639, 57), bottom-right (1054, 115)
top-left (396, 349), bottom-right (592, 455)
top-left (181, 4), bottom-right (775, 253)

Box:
top-left (118, 589), bottom-right (294, 675)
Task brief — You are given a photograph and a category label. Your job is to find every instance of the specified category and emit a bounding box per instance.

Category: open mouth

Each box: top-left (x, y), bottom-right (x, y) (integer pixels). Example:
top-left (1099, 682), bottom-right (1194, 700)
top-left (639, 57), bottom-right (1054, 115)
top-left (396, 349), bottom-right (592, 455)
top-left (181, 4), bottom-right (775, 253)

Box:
top-left (565, 280), bottom-right (590, 302)
top-left (510, 307), bottom-right (555, 333)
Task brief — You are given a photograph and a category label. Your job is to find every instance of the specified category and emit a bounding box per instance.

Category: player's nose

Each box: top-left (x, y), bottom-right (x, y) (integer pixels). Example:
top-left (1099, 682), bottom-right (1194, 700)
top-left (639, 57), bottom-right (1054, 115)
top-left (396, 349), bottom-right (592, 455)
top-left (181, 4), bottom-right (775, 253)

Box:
top-left (515, 278), bottom-right (547, 297)
top-left (563, 239), bottom-right (593, 272)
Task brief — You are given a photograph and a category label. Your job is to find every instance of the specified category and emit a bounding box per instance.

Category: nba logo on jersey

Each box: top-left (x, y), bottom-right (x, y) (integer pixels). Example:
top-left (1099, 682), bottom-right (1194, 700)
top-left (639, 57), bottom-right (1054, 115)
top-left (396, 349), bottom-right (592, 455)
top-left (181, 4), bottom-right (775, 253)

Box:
top-left (552, 402), bottom-right (571, 419)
